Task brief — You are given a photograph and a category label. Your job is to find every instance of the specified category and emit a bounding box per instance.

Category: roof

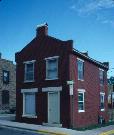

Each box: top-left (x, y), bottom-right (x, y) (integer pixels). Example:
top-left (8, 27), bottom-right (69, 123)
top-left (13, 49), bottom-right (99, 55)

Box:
top-left (73, 48), bottom-right (109, 70)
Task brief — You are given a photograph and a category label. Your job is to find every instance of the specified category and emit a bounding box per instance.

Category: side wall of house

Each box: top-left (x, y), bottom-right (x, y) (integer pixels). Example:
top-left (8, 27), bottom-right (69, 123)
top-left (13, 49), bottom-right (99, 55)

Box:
top-left (69, 54), bottom-right (108, 128)
top-left (0, 59), bottom-right (16, 112)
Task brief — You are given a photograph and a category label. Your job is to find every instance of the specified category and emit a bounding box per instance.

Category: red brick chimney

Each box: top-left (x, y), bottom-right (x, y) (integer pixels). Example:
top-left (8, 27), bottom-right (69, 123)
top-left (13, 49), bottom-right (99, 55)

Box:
top-left (36, 23), bottom-right (48, 37)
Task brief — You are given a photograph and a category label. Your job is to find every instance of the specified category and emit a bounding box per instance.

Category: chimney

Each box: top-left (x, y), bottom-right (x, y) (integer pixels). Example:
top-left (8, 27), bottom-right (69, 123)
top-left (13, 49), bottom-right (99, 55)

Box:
top-left (36, 23), bottom-right (48, 37)
top-left (0, 52), bottom-right (1, 59)
top-left (103, 62), bottom-right (109, 68)
top-left (82, 51), bottom-right (88, 56)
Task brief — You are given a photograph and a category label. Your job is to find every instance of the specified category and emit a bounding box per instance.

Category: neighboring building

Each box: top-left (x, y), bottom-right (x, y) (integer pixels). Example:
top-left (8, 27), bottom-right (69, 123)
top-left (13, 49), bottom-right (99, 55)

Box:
top-left (108, 77), bottom-right (114, 121)
top-left (15, 23), bottom-right (109, 128)
top-left (0, 53), bottom-right (16, 113)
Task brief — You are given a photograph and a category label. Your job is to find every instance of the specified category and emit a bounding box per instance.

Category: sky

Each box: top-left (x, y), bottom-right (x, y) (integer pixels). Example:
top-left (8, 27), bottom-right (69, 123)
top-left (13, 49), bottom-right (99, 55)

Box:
top-left (0, 0), bottom-right (114, 77)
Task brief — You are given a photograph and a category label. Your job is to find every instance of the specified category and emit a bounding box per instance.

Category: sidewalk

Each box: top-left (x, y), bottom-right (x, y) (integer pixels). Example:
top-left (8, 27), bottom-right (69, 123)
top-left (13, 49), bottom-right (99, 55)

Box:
top-left (0, 120), bottom-right (114, 135)
top-left (0, 120), bottom-right (82, 135)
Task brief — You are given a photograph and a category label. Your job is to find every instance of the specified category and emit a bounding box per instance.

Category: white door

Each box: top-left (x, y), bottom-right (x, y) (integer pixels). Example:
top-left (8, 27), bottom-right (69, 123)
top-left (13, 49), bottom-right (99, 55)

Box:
top-left (48, 92), bottom-right (60, 124)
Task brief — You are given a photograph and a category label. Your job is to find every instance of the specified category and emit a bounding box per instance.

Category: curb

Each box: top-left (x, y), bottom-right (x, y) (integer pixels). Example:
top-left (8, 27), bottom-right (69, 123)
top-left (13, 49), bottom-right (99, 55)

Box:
top-left (0, 124), bottom-right (68, 135)
top-left (37, 130), bottom-right (68, 135)
top-left (99, 130), bottom-right (114, 135)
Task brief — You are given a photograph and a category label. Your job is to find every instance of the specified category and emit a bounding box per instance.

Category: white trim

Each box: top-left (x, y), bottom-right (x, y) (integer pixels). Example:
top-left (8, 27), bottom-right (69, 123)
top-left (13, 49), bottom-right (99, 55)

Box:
top-left (77, 58), bottom-right (84, 81)
top-left (78, 89), bottom-right (86, 93)
top-left (48, 91), bottom-right (60, 124)
top-left (24, 61), bottom-right (35, 82)
top-left (22, 91), bottom-right (37, 117)
top-left (22, 115), bottom-right (37, 118)
top-left (24, 80), bottom-right (35, 83)
top-left (78, 89), bottom-right (85, 113)
top-left (100, 92), bottom-right (105, 111)
top-left (99, 68), bottom-right (104, 71)
top-left (78, 110), bottom-right (85, 113)
top-left (23, 60), bottom-right (36, 64)
top-left (45, 78), bottom-right (58, 81)
top-left (77, 58), bottom-right (84, 62)
top-left (67, 80), bottom-right (74, 85)
top-left (101, 109), bottom-right (105, 112)
top-left (45, 56), bottom-right (59, 60)
top-left (21, 88), bottom-right (38, 93)
top-left (45, 56), bottom-right (59, 80)
top-left (100, 92), bottom-right (105, 95)
top-left (42, 86), bottom-right (62, 92)
top-left (78, 79), bottom-right (84, 81)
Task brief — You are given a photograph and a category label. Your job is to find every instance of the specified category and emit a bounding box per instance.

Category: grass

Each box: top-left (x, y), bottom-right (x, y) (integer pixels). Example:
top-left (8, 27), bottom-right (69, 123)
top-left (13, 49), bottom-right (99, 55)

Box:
top-left (74, 121), bottom-right (114, 131)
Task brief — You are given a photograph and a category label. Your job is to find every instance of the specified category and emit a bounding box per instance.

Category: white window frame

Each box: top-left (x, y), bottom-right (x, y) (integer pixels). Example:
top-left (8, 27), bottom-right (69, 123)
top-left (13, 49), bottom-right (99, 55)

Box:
top-left (45, 56), bottom-right (59, 80)
top-left (77, 58), bottom-right (84, 81)
top-left (99, 68), bottom-right (104, 86)
top-left (24, 60), bottom-right (36, 82)
top-left (100, 92), bottom-right (105, 111)
top-left (21, 88), bottom-right (38, 118)
top-left (78, 89), bottom-right (85, 112)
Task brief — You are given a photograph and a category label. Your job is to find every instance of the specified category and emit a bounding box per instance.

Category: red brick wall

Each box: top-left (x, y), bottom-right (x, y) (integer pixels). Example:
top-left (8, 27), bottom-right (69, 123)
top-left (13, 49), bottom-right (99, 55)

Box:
top-left (15, 36), bottom-right (72, 127)
top-left (69, 54), bottom-right (108, 128)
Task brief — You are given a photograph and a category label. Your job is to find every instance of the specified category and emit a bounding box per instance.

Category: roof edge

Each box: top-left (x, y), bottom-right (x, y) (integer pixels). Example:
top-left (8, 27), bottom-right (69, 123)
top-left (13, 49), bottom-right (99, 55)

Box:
top-left (73, 48), bottom-right (109, 70)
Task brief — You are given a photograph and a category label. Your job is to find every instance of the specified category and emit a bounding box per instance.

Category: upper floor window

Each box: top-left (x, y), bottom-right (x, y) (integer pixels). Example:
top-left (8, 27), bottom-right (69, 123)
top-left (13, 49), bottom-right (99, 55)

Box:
top-left (99, 69), bottom-right (104, 85)
top-left (24, 60), bottom-right (35, 82)
top-left (3, 70), bottom-right (9, 84)
top-left (77, 58), bottom-right (84, 80)
top-left (100, 92), bottom-right (105, 111)
top-left (45, 56), bottom-right (59, 80)
top-left (78, 89), bottom-right (85, 112)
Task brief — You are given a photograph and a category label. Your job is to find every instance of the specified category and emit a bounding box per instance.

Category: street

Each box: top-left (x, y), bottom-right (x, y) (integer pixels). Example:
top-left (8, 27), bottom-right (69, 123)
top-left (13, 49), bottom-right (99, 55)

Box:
top-left (0, 126), bottom-right (44, 135)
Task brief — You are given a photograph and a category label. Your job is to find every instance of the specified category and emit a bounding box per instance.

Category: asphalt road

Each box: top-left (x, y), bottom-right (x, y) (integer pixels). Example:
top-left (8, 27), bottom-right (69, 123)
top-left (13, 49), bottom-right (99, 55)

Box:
top-left (0, 126), bottom-right (44, 135)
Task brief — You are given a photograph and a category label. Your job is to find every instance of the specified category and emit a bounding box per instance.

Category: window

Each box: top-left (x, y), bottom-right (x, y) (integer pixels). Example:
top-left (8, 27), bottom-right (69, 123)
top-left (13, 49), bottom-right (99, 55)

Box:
top-left (78, 89), bottom-right (85, 112)
top-left (3, 70), bottom-right (9, 84)
top-left (100, 92), bottom-right (105, 111)
top-left (24, 93), bottom-right (36, 116)
top-left (99, 69), bottom-right (104, 85)
top-left (2, 90), bottom-right (9, 105)
top-left (45, 56), bottom-right (59, 80)
top-left (77, 59), bottom-right (84, 80)
top-left (21, 88), bottom-right (38, 118)
top-left (24, 61), bottom-right (35, 82)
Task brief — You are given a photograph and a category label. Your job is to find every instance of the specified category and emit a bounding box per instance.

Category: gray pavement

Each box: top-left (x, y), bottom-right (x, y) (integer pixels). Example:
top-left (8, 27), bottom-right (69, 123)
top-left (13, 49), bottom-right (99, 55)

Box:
top-left (0, 126), bottom-right (43, 135)
top-left (0, 119), bottom-right (114, 135)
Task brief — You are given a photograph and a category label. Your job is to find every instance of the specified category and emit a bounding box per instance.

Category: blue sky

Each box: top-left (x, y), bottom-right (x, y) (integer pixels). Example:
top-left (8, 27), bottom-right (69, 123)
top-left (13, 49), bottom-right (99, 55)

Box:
top-left (0, 0), bottom-right (114, 77)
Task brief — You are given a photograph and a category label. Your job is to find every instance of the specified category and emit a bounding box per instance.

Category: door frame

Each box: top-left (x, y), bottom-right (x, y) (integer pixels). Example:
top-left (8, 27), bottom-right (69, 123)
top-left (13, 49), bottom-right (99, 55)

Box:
top-left (48, 91), bottom-right (60, 124)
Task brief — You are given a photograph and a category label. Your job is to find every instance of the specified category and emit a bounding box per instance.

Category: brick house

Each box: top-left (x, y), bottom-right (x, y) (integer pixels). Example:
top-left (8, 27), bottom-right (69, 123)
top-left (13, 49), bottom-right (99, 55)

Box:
top-left (0, 53), bottom-right (16, 113)
top-left (15, 23), bottom-right (109, 128)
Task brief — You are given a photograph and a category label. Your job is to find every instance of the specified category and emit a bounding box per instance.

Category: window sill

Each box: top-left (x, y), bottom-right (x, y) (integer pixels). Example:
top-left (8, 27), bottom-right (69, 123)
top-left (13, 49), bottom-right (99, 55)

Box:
top-left (22, 114), bottom-right (37, 118)
top-left (101, 109), bottom-right (105, 111)
top-left (45, 78), bottom-right (58, 81)
top-left (78, 110), bottom-right (85, 113)
top-left (78, 79), bottom-right (84, 81)
top-left (24, 80), bottom-right (35, 83)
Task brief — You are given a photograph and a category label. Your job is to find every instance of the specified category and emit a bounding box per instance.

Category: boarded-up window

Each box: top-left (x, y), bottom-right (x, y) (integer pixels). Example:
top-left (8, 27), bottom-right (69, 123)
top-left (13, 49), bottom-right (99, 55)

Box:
top-left (2, 90), bottom-right (9, 105)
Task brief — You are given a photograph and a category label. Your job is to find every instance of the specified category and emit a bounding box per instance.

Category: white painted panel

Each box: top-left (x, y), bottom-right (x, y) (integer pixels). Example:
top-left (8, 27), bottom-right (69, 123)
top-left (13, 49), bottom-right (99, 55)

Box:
top-left (48, 92), bottom-right (60, 124)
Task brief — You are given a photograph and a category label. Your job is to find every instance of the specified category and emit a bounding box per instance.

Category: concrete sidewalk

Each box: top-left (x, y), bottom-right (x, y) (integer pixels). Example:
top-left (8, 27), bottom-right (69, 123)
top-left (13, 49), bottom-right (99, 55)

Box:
top-left (0, 120), bottom-right (114, 135)
top-left (0, 120), bottom-right (82, 135)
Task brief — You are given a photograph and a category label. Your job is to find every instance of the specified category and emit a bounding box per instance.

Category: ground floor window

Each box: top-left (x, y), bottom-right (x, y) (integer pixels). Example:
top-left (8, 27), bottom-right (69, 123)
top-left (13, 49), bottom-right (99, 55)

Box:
top-left (2, 90), bottom-right (9, 105)
top-left (24, 93), bottom-right (36, 116)
top-left (100, 92), bottom-right (105, 111)
top-left (21, 88), bottom-right (38, 118)
top-left (78, 89), bottom-right (85, 112)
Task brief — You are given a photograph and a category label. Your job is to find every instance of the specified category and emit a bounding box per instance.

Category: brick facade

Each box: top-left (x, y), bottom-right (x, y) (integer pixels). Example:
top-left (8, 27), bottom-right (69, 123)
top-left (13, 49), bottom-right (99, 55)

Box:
top-left (0, 55), bottom-right (16, 113)
top-left (69, 54), bottom-right (108, 128)
top-left (15, 23), bottom-right (108, 128)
